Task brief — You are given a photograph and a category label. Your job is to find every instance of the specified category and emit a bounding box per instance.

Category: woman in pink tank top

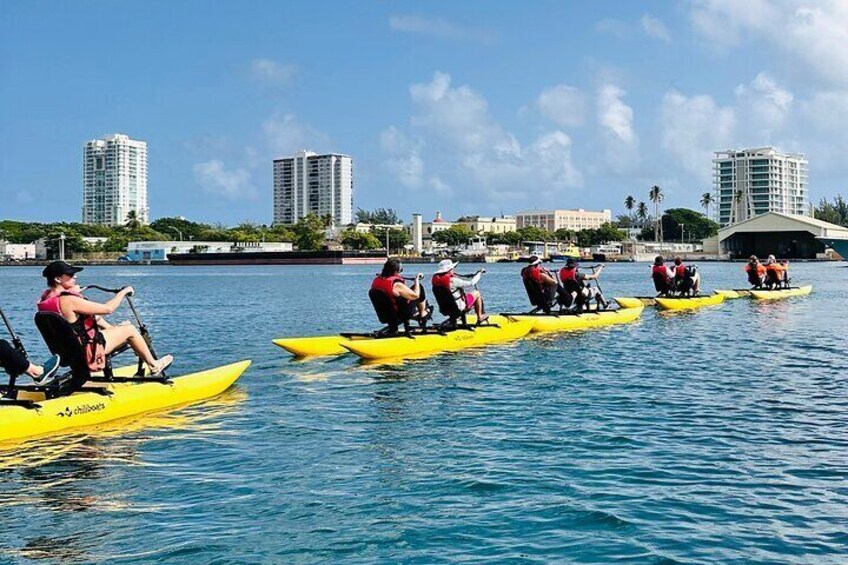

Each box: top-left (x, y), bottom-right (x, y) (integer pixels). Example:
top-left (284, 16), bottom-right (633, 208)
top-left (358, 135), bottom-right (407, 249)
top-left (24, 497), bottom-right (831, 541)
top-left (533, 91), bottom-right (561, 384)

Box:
top-left (38, 261), bottom-right (173, 376)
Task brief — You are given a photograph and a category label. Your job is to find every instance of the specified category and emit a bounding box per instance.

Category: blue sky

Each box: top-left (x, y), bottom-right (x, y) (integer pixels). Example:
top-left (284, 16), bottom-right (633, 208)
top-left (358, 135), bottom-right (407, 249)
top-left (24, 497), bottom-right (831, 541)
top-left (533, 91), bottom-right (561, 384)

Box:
top-left (2, 0), bottom-right (847, 225)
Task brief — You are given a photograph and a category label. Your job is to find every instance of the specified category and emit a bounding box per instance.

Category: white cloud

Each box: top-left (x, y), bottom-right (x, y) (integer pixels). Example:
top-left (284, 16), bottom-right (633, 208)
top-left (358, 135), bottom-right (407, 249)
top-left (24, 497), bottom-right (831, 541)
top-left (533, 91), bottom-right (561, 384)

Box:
top-left (429, 175), bottom-right (453, 196)
top-left (660, 89), bottom-right (736, 178)
top-left (380, 126), bottom-right (425, 189)
top-left (734, 72), bottom-right (793, 136)
top-left (597, 84), bottom-right (639, 172)
top-left (691, 0), bottom-right (848, 87)
top-left (641, 14), bottom-right (672, 42)
top-left (389, 15), bottom-right (494, 44)
top-left (250, 58), bottom-right (296, 84)
top-left (390, 72), bottom-right (582, 204)
top-left (193, 160), bottom-right (256, 200)
top-left (263, 112), bottom-right (330, 157)
top-left (595, 18), bottom-right (629, 39)
top-left (537, 85), bottom-right (586, 128)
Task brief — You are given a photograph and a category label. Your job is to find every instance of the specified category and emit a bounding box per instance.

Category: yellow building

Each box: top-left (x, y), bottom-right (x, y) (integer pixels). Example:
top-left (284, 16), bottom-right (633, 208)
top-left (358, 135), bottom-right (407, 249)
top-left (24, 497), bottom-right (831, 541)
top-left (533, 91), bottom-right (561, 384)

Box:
top-left (455, 215), bottom-right (517, 234)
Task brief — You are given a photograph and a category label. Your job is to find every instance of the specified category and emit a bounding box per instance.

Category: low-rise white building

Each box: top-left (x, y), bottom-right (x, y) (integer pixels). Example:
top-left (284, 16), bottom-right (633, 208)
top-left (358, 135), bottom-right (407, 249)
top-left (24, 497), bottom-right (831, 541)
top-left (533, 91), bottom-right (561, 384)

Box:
top-left (127, 240), bottom-right (293, 261)
top-left (0, 242), bottom-right (37, 260)
top-left (516, 209), bottom-right (612, 232)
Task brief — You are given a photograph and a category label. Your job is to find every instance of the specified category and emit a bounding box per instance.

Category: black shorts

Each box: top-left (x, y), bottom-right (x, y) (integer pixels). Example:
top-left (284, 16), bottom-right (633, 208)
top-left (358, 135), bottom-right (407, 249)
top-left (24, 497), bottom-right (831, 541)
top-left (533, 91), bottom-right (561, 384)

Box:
top-left (0, 339), bottom-right (29, 376)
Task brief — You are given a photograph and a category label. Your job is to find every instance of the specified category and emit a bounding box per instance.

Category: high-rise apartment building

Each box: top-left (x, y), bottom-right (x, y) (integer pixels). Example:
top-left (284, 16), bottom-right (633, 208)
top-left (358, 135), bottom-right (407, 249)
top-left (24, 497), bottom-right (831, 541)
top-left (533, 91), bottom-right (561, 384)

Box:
top-left (714, 147), bottom-right (808, 226)
top-left (82, 134), bottom-right (148, 226)
top-left (272, 150), bottom-right (353, 226)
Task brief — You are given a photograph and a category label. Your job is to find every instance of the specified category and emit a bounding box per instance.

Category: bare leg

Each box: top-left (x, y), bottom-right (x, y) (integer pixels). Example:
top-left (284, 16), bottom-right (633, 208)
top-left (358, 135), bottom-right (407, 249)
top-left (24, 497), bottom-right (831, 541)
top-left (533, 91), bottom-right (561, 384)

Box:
top-left (25, 363), bottom-right (43, 378)
top-left (102, 325), bottom-right (157, 368)
top-left (417, 301), bottom-right (428, 318)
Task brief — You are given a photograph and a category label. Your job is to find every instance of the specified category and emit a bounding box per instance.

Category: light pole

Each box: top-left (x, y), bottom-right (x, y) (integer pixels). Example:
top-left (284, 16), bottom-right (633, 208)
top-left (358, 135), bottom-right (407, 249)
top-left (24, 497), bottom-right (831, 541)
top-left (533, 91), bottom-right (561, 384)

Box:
top-left (679, 223), bottom-right (684, 246)
top-left (59, 232), bottom-right (65, 261)
top-left (165, 226), bottom-right (183, 241)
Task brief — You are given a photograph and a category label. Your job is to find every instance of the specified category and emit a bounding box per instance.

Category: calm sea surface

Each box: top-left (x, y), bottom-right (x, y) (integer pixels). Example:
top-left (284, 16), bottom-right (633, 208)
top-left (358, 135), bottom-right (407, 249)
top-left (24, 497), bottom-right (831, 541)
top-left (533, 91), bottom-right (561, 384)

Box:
top-left (0, 262), bottom-right (846, 564)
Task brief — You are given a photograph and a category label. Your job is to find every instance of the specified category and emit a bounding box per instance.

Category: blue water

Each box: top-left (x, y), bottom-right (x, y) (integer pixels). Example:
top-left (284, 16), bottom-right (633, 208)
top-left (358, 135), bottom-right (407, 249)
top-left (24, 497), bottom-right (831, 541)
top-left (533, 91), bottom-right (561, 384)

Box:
top-left (1, 262), bottom-right (846, 564)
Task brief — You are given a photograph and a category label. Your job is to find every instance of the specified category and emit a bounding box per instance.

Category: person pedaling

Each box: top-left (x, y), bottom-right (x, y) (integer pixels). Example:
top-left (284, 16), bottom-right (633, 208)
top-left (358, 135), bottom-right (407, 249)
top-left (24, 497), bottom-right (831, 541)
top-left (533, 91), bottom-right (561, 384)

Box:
top-left (745, 255), bottom-right (767, 288)
top-left (36, 261), bottom-right (173, 378)
top-left (764, 255), bottom-right (788, 289)
top-left (672, 256), bottom-right (701, 296)
top-left (520, 256), bottom-right (558, 313)
top-left (558, 258), bottom-right (609, 311)
top-left (431, 259), bottom-right (489, 326)
top-left (651, 256), bottom-right (675, 296)
top-left (369, 258), bottom-right (433, 333)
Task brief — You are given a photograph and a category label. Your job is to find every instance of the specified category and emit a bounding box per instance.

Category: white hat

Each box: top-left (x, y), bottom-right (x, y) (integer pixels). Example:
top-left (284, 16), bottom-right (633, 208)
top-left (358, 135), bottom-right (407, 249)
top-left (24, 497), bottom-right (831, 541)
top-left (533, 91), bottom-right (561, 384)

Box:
top-left (529, 255), bottom-right (542, 265)
top-left (435, 259), bottom-right (458, 274)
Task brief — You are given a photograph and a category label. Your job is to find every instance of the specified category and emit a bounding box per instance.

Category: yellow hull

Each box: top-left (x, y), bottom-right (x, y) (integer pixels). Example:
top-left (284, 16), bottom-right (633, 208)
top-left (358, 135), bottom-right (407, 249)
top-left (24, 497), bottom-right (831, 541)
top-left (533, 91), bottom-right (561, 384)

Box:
top-left (273, 335), bottom-right (350, 357)
top-left (750, 285), bottom-right (812, 300)
top-left (613, 297), bottom-right (645, 309)
top-left (508, 304), bottom-right (643, 333)
top-left (0, 360), bottom-right (251, 444)
top-left (715, 289), bottom-right (745, 299)
top-left (340, 315), bottom-right (532, 360)
top-left (654, 293), bottom-right (725, 311)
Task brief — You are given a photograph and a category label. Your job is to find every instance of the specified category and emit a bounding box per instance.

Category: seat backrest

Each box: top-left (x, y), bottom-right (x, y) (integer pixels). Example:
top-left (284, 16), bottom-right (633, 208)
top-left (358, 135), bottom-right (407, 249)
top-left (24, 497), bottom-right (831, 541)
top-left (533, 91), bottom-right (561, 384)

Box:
top-left (652, 272), bottom-right (670, 293)
top-left (522, 277), bottom-right (547, 308)
top-left (368, 289), bottom-right (404, 327)
top-left (432, 285), bottom-right (462, 319)
top-left (34, 312), bottom-right (91, 388)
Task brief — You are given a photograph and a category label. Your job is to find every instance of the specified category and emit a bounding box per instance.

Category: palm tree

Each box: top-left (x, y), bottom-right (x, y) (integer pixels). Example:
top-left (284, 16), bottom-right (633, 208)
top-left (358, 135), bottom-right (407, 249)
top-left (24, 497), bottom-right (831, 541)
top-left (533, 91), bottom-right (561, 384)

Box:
top-left (636, 201), bottom-right (649, 226)
top-left (732, 189), bottom-right (745, 224)
top-left (700, 192), bottom-right (715, 220)
top-left (624, 195), bottom-right (636, 220)
top-left (649, 185), bottom-right (664, 244)
top-left (124, 210), bottom-right (142, 231)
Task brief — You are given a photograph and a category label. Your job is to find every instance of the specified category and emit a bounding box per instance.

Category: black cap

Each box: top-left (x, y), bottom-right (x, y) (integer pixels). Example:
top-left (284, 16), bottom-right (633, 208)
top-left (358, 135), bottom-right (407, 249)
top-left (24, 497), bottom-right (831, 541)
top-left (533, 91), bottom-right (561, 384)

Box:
top-left (566, 257), bottom-right (577, 266)
top-left (42, 260), bottom-right (83, 279)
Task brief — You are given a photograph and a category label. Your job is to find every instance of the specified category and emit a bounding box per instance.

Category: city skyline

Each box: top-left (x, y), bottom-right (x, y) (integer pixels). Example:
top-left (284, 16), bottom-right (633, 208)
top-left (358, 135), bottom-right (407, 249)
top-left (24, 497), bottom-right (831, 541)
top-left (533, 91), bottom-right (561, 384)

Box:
top-left (3, 1), bottom-right (848, 225)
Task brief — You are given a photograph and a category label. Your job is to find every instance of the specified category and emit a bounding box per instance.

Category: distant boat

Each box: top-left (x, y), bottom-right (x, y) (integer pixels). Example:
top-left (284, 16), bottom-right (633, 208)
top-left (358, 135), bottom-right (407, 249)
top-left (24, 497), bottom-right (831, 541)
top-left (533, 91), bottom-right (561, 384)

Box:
top-left (549, 245), bottom-right (580, 262)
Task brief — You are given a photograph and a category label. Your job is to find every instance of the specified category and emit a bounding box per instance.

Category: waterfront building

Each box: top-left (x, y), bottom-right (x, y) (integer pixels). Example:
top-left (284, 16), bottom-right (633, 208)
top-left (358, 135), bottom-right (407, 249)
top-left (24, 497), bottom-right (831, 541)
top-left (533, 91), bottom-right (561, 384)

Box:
top-left (419, 211), bottom-right (454, 251)
top-left (82, 134), bottom-right (148, 226)
top-left (516, 209), bottom-right (612, 232)
top-left (455, 215), bottom-right (517, 235)
top-left (0, 242), bottom-right (37, 260)
top-left (717, 211), bottom-right (848, 259)
top-left (127, 240), bottom-right (293, 262)
top-left (714, 147), bottom-right (809, 227)
top-left (273, 150), bottom-right (353, 226)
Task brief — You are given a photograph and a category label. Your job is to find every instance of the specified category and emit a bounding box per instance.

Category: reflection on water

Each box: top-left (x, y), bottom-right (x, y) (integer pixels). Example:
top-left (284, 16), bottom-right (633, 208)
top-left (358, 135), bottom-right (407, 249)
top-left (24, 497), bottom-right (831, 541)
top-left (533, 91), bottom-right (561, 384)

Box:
top-left (0, 263), bottom-right (846, 563)
top-left (0, 390), bottom-right (246, 563)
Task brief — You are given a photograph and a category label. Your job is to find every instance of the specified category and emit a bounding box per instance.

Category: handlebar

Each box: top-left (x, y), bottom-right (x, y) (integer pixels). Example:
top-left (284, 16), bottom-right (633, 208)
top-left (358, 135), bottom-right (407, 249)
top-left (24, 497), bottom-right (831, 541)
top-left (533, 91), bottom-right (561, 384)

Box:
top-left (83, 284), bottom-right (134, 296)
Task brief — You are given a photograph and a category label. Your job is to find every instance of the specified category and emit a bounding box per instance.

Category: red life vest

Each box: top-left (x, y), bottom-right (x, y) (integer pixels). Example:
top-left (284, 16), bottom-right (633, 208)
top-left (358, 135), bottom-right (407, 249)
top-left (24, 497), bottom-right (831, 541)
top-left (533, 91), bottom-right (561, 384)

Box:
top-left (522, 264), bottom-right (543, 283)
top-left (674, 264), bottom-right (686, 278)
top-left (38, 288), bottom-right (106, 371)
top-left (559, 265), bottom-right (578, 282)
top-left (370, 275), bottom-right (404, 312)
top-left (652, 265), bottom-right (670, 278)
top-left (432, 272), bottom-right (453, 289)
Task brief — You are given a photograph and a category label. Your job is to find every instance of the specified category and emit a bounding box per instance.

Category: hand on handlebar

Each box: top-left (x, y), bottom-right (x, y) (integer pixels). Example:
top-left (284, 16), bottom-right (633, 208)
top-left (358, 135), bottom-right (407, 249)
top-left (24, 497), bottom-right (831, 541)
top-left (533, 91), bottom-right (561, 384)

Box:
top-left (416, 273), bottom-right (424, 280)
top-left (121, 285), bottom-right (135, 297)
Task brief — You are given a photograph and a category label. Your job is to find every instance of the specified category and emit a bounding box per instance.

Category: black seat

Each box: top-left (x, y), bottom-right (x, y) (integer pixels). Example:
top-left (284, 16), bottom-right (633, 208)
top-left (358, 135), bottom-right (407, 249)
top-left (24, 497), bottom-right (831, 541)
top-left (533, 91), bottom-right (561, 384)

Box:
top-left (34, 312), bottom-right (95, 390)
top-left (653, 272), bottom-right (672, 296)
top-left (368, 289), bottom-right (410, 335)
top-left (558, 279), bottom-right (587, 310)
top-left (432, 285), bottom-right (468, 328)
top-left (522, 277), bottom-right (553, 314)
